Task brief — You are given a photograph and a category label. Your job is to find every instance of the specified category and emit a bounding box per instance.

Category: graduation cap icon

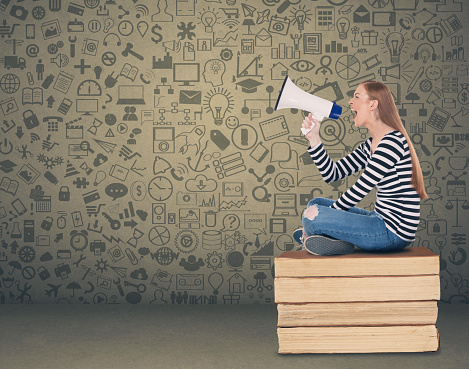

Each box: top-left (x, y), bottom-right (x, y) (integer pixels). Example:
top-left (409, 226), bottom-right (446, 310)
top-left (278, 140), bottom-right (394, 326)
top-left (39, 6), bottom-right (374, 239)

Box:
top-left (235, 78), bottom-right (263, 93)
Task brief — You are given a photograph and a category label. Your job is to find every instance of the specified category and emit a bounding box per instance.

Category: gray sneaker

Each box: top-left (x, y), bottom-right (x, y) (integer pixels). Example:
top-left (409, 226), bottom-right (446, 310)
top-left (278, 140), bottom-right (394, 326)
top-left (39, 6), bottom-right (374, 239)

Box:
top-left (303, 235), bottom-right (355, 256)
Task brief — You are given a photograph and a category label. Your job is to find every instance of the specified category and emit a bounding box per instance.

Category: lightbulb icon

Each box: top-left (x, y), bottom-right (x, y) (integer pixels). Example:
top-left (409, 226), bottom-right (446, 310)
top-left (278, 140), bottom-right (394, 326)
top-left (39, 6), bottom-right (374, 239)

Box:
top-left (385, 32), bottom-right (405, 64)
top-left (94, 170), bottom-right (106, 186)
top-left (209, 94), bottom-right (229, 126)
top-left (336, 17), bottom-right (350, 40)
top-left (201, 11), bottom-right (217, 33)
top-left (204, 88), bottom-right (234, 126)
top-left (294, 10), bottom-right (307, 32)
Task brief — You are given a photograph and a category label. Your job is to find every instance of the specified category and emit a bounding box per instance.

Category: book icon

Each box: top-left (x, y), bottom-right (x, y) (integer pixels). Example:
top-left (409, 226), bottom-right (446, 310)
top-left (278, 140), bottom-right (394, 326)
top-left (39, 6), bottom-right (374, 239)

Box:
top-left (22, 87), bottom-right (43, 105)
top-left (0, 177), bottom-right (19, 195)
top-left (119, 63), bottom-right (139, 81)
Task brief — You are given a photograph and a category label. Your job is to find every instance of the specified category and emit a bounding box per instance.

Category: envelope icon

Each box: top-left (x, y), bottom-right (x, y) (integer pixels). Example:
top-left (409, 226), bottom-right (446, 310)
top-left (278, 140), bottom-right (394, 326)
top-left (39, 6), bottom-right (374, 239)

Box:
top-left (255, 28), bottom-right (272, 47)
top-left (457, 64), bottom-right (468, 76)
top-left (353, 5), bottom-right (370, 23)
top-left (180, 90), bottom-right (201, 104)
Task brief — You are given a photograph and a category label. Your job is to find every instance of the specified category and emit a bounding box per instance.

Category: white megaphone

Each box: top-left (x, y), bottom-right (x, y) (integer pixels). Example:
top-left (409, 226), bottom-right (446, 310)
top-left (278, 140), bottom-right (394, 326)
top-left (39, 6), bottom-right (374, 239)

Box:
top-left (275, 75), bottom-right (342, 135)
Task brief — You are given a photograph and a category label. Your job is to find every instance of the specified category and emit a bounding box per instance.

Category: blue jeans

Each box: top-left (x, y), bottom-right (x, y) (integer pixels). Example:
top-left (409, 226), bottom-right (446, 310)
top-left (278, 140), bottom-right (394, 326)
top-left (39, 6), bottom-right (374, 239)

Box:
top-left (301, 197), bottom-right (411, 252)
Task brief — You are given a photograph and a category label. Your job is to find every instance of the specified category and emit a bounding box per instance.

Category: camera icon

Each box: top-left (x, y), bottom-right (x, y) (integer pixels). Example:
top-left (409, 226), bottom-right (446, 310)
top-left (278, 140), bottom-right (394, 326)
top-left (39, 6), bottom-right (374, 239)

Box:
top-left (177, 191), bottom-right (196, 205)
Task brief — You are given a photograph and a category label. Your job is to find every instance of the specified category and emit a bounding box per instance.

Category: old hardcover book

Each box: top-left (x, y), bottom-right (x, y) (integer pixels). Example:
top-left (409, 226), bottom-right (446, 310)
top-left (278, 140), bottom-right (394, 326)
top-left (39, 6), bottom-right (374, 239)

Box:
top-left (275, 247), bottom-right (440, 277)
top-left (277, 325), bottom-right (440, 354)
top-left (275, 274), bottom-right (440, 303)
top-left (277, 301), bottom-right (438, 327)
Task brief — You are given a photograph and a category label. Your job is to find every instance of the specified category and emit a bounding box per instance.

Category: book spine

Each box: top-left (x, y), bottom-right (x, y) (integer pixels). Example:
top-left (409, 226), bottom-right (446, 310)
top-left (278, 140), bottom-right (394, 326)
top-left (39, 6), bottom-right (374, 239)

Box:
top-left (275, 275), bottom-right (440, 303)
top-left (277, 325), bottom-right (440, 354)
top-left (275, 256), bottom-right (440, 277)
top-left (277, 300), bottom-right (438, 327)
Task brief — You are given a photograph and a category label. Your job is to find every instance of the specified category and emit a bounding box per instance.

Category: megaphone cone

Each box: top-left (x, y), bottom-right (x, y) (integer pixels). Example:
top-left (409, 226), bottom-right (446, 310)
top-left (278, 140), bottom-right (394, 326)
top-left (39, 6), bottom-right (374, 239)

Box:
top-left (275, 75), bottom-right (342, 120)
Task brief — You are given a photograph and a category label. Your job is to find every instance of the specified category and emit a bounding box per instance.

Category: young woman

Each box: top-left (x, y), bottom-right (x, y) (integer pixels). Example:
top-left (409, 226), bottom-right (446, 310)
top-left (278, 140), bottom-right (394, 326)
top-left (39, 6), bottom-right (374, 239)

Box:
top-left (294, 80), bottom-right (428, 256)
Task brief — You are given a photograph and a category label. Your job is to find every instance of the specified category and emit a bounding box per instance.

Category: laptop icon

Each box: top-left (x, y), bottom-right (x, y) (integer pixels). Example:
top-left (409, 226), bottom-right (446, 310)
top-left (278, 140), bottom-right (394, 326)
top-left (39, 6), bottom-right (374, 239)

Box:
top-left (117, 85), bottom-right (146, 105)
top-left (272, 194), bottom-right (298, 216)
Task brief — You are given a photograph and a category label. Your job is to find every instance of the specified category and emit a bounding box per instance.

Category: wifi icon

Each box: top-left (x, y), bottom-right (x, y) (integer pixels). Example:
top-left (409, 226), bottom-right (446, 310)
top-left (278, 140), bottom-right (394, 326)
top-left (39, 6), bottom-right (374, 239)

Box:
top-left (222, 19), bottom-right (239, 29)
top-left (30, 133), bottom-right (40, 143)
top-left (456, 142), bottom-right (465, 153)
top-left (135, 4), bottom-right (149, 18)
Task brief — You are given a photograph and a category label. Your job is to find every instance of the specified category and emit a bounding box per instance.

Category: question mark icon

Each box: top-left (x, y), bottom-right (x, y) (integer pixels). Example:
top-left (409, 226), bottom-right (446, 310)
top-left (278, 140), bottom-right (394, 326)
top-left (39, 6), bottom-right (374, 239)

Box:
top-left (1, 222), bottom-right (8, 236)
top-left (227, 215), bottom-right (239, 230)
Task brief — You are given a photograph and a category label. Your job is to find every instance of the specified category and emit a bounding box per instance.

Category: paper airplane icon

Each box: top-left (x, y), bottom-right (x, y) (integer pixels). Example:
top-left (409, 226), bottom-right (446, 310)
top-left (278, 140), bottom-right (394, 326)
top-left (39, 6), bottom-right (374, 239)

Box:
top-left (241, 3), bottom-right (256, 17)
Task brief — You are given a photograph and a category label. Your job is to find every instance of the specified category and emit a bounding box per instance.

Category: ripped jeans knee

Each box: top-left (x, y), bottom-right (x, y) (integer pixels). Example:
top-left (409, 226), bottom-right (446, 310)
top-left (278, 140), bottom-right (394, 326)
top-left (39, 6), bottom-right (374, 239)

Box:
top-left (303, 204), bottom-right (318, 220)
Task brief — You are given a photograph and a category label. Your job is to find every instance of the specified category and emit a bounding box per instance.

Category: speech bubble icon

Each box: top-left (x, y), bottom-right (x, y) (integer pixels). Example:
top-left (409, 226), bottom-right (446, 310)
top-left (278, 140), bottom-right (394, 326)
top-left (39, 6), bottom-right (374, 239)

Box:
top-left (222, 214), bottom-right (240, 231)
top-left (105, 183), bottom-right (128, 201)
top-left (270, 142), bottom-right (291, 162)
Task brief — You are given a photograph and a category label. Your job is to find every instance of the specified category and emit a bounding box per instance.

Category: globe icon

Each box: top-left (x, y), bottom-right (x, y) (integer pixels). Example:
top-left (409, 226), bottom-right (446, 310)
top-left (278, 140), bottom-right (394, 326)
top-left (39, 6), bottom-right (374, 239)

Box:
top-left (0, 73), bottom-right (20, 94)
top-left (155, 247), bottom-right (174, 265)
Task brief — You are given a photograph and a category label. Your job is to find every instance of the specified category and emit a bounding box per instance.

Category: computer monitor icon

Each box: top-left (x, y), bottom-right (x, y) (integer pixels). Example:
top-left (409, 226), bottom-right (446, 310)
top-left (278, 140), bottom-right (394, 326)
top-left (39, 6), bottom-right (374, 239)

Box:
top-left (76, 99), bottom-right (99, 115)
top-left (173, 63), bottom-right (200, 86)
top-left (68, 143), bottom-right (89, 159)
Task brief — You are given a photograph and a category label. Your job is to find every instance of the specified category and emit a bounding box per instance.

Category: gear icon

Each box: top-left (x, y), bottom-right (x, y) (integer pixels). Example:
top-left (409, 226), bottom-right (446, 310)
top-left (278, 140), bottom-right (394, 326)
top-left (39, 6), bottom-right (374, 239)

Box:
top-left (419, 79), bottom-right (433, 93)
top-left (47, 44), bottom-right (58, 55)
top-left (18, 245), bottom-right (36, 263)
top-left (205, 251), bottom-right (225, 270)
top-left (32, 6), bottom-right (46, 20)
top-left (220, 48), bottom-right (233, 61)
top-left (175, 230), bottom-right (198, 253)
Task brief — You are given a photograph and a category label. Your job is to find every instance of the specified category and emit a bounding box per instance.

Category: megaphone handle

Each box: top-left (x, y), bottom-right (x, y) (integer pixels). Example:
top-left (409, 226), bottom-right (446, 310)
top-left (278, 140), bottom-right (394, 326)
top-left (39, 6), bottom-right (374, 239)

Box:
top-left (301, 126), bottom-right (314, 135)
top-left (301, 114), bottom-right (323, 135)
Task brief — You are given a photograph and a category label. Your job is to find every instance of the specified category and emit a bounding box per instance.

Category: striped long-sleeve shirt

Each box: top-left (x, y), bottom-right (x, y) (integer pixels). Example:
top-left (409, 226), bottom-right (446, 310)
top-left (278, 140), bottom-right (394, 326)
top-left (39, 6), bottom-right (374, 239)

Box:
top-left (307, 130), bottom-right (420, 242)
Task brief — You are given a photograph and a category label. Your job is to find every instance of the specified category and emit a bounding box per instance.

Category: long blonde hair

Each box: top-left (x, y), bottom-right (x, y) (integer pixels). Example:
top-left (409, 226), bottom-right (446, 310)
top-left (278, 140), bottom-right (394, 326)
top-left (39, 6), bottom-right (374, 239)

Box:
top-left (360, 80), bottom-right (428, 200)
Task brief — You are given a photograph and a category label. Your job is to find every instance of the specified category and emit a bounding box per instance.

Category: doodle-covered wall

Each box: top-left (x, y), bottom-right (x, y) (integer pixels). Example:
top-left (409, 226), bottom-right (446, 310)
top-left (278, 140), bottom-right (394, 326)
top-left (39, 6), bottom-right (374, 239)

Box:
top-left (0, 0), bottom-right (468, 304)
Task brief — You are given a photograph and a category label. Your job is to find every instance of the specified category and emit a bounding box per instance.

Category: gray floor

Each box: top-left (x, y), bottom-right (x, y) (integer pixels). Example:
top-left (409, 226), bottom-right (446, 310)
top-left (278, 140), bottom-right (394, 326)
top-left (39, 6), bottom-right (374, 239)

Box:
top-left (0, 302), bottom-right (468, 369)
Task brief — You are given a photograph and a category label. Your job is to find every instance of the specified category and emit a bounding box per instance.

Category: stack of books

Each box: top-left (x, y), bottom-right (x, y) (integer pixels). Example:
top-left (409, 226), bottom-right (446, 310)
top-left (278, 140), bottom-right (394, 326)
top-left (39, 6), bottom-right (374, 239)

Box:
top-left (275, 247), bottom-right (440, 354)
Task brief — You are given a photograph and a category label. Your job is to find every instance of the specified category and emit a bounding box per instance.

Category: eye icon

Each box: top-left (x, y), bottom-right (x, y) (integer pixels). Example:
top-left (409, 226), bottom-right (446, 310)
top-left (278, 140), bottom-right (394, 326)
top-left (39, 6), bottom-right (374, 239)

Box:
top-left (290, 60), bottom-right (315, 72)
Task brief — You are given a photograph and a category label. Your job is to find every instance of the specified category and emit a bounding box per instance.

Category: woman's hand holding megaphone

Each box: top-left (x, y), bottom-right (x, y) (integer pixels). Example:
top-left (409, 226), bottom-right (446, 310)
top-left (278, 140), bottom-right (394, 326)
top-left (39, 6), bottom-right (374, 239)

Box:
top-left (302, 113), bottom-right (322, 148)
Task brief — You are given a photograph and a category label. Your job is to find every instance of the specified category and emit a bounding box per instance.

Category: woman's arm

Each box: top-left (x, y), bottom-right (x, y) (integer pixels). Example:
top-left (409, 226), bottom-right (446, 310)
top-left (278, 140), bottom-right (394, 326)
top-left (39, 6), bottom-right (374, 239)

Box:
top-left (331, 134), bottom-right (405, 211)
top-left (303, 113), bottom-right (369, 183)
top-left (308, 141), bottom-right (369, 183)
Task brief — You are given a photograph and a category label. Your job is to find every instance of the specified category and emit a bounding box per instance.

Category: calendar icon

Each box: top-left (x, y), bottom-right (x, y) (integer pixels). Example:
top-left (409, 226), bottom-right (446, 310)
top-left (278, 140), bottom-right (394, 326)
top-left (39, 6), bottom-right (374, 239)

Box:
top-left (36, 196), bottom-right (51, 212)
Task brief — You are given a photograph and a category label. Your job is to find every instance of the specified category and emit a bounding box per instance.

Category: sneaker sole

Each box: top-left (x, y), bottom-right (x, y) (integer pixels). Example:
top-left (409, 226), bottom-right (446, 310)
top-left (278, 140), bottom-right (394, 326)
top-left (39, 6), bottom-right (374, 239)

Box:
top-left (292, 228), bottom-right (305, 246)
top-left (304, 235), bottom-right (355, 256)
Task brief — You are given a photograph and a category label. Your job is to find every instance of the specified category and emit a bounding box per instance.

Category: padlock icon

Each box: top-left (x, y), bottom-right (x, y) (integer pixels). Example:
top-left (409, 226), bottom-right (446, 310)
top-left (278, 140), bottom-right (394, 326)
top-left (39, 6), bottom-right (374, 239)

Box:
top-left (41, 216), bottom-right (53, 231)
top-left (59, 186), bottom-right (70, 201)
top-left (38, 266), bottom-right (50, 281)
top-left (23, 109), bottom-right (40, 130)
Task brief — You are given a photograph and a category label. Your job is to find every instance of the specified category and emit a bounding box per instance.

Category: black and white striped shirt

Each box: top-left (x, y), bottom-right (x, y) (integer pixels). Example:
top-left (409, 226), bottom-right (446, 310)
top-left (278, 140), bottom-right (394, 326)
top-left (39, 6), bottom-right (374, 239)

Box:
top-left (307, 130), bottom-right (420, 242)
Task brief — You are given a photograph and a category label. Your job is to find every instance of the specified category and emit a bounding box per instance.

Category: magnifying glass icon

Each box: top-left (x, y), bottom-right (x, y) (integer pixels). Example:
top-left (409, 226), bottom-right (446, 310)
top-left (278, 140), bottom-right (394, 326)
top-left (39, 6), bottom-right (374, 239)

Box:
top-left (277, 0), bottom-right (301, 14)
top-left (412, 133), bottom-right (431, 156)
top-left (80, 141), bottom-right (95, 154)
top-left (6, 102), bottom-right (14, 113)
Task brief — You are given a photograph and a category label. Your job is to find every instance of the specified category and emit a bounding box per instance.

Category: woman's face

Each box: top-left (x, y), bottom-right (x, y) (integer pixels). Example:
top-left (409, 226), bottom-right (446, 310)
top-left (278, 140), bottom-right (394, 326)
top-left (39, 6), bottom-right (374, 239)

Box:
top-left (348, 85), bottom-right (376, 127)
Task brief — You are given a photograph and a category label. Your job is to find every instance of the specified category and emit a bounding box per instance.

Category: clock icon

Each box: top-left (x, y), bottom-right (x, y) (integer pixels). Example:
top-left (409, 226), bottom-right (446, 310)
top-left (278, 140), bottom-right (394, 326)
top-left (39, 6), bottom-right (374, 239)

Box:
top-left (70, 230), bottom-right (88, 251)
top-left (148, 176), bottom-right (173, 201)
top-left (118, 20), bottom-right (133, 36)
top-left (77, 80), bottom-right (102, 96)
